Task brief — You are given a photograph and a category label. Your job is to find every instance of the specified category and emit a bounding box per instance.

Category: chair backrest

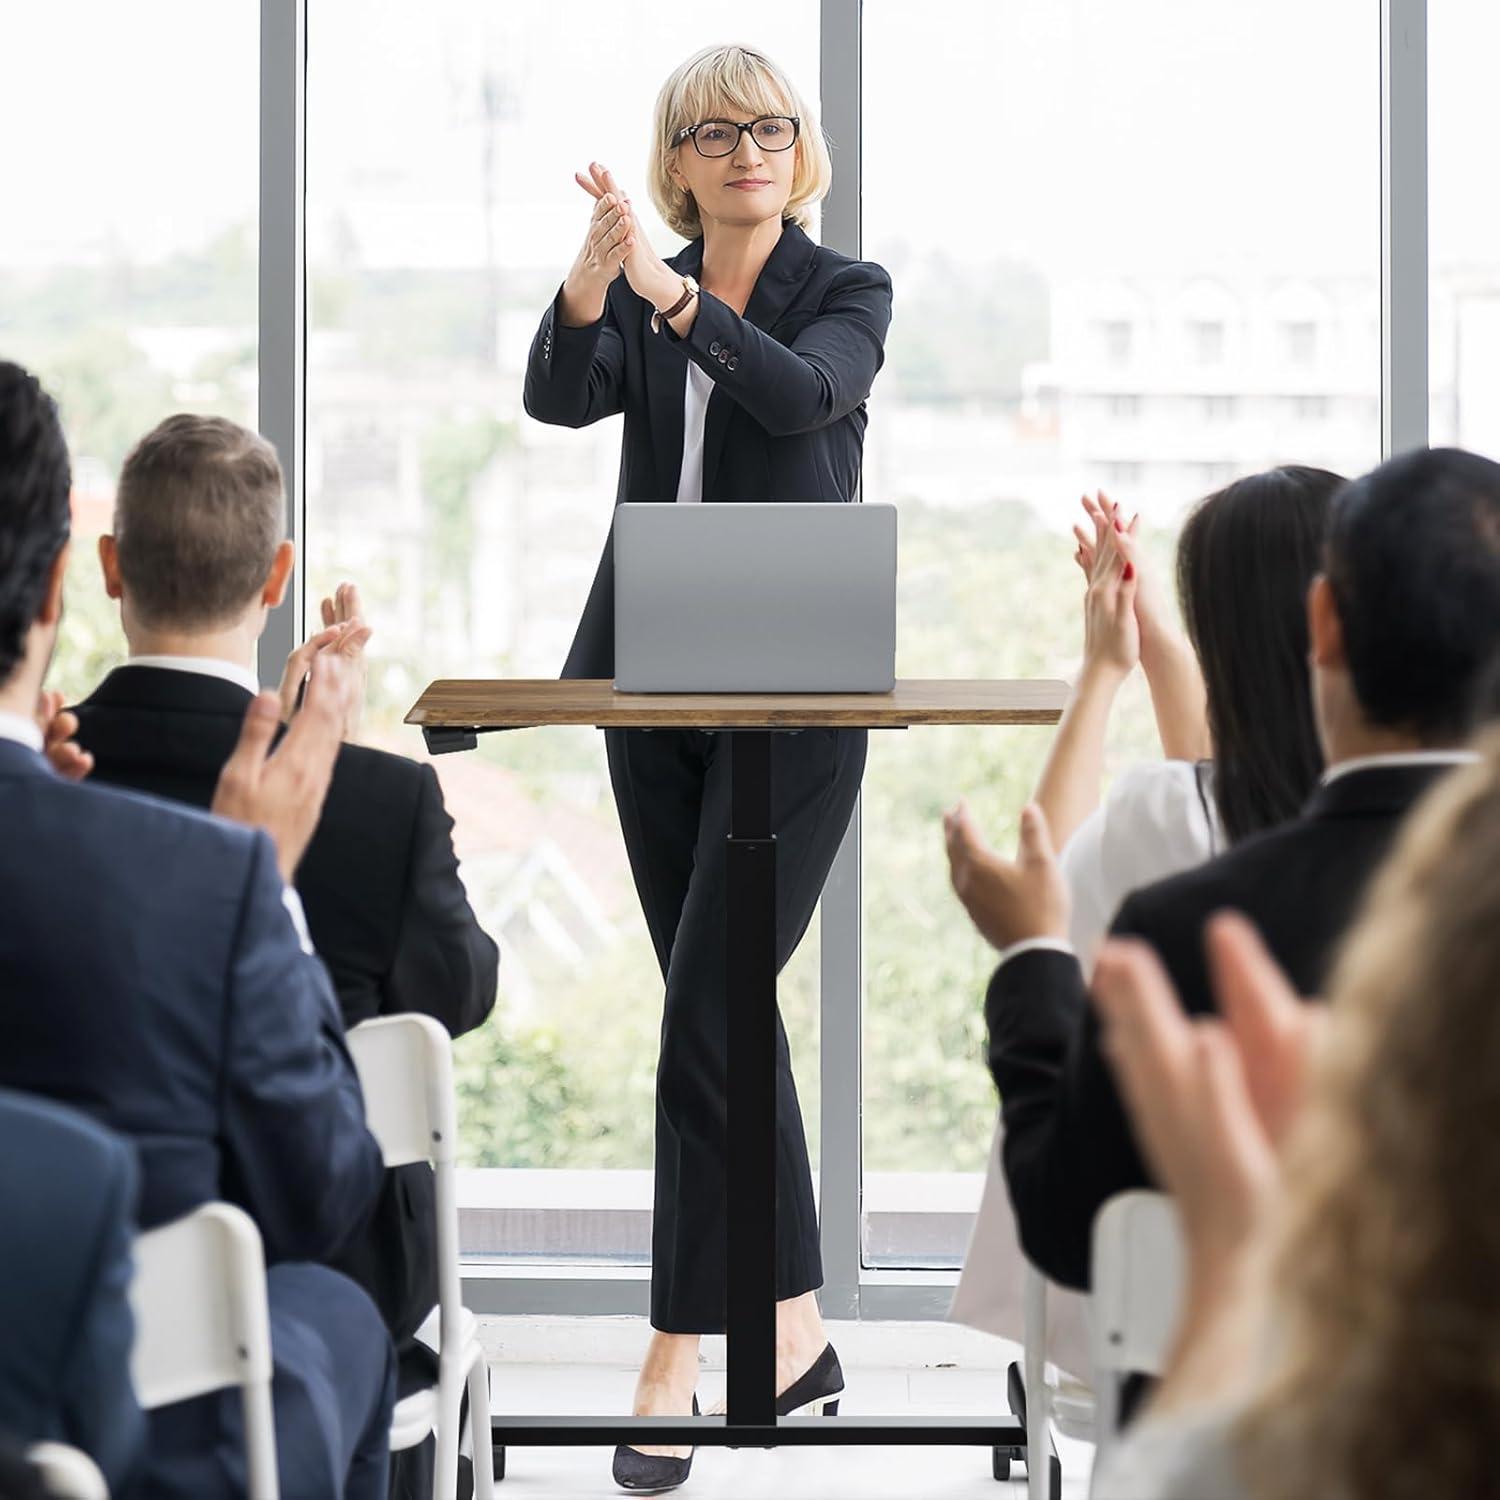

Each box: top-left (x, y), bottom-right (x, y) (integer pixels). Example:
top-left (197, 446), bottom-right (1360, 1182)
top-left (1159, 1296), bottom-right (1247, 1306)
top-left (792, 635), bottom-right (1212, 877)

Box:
top-left (347, 1014), bottom-right (463, 1363)
top-left (1090, 1190), bottom-right (1184, 1382)
top-left (346, 1013), bottom-right (457, 1171)
top-left (26, 1443), bottom-right (108, 1500)
top-left (129, 1202), bottom-right (278, 1499)
top-left (1089, 1189), bottom-right (1185, 1474)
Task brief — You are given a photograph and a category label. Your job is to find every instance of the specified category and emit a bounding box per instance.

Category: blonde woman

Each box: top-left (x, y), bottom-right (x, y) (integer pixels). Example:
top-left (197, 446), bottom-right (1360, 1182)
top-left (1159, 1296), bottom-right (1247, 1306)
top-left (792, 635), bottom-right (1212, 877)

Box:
top-left (1090, 729), bottom-right (1500, 1499)
top-left (524, 43), bottom-right (892, 1492)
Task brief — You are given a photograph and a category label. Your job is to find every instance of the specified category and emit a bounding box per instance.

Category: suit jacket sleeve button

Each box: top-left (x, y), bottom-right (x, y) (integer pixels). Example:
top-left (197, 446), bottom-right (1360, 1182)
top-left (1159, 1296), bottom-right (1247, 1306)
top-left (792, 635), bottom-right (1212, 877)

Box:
top-left (708, 340), bottom-right (722, 356)
top-left (726, 356), bottom-right (739, 371)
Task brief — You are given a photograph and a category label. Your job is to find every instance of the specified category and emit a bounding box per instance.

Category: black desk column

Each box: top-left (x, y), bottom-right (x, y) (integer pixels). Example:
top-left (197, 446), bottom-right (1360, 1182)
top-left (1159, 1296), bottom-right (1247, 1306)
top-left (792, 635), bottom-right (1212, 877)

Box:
top-left (725, 730), bottom-right (778, 1428)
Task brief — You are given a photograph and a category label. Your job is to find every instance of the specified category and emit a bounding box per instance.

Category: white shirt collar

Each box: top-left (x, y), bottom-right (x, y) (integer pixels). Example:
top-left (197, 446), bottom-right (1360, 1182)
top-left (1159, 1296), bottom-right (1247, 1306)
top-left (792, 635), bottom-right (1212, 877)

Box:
top-left (1321, 750), bottom-right (1480, 787)
top-left (127, 654), bottom-right (260, 695)
top-left (0, 710), bottom-right (43, 753)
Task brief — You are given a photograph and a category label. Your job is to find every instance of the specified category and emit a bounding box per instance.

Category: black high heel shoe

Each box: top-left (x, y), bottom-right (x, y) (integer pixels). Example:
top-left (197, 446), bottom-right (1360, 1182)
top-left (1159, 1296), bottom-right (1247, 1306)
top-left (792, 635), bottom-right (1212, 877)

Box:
top-left (612, 1393), bottom-right (700, 1493)
top-left (776, 1343), bottom-right (845, 1418)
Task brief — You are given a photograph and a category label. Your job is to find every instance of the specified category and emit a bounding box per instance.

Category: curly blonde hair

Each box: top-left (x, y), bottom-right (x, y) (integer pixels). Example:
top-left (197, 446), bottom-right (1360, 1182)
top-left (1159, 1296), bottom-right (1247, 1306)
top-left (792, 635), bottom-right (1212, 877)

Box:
top-left (648, 43), bottom-right (832, 241)
top-left (1236, 730), bottom-right (1500, 1499)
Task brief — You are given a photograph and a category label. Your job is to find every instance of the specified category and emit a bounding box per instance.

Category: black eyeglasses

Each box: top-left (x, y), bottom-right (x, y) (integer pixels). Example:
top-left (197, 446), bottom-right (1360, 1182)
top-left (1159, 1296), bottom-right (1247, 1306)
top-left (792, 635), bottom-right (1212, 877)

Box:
top-left (672, 115), bottom-right (800, 159)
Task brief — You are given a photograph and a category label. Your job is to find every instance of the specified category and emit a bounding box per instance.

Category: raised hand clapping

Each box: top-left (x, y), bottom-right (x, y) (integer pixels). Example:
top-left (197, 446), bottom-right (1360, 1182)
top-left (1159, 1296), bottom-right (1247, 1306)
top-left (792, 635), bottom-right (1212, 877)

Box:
top-left (559, 162), bottom-right (640, 327)
top-left (569, 163), bottom-right (691, 325)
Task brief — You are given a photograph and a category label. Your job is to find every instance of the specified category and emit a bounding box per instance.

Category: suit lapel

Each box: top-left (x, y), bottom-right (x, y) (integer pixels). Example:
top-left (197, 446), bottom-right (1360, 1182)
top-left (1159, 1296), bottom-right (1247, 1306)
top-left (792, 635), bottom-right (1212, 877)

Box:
top-left (699, 223), bottom-right (818, 499)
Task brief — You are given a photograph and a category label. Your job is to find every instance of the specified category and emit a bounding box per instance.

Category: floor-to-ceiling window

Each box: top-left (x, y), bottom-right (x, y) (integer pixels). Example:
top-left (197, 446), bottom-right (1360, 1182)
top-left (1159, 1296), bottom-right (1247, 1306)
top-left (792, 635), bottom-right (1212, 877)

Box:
top-left (16, 0), bottom-right (1460, 1317)
top-left (1429, 0), bottom-right (1500, 461)
top-left (3, 1), bottom-right (259, 701)
top-left (858, 0), bottom-right (1380, 1267)
top-left (304, 1), bottom-right (820, 1268)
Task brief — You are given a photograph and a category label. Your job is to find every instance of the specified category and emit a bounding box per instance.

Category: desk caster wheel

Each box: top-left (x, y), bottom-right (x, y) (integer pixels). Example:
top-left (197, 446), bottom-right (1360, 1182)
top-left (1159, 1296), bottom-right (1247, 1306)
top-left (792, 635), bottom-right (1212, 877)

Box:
top-left (992, 1444), bottom-right (1017, 1481)
top-left (492, 1444), bottom-right (506, 1482)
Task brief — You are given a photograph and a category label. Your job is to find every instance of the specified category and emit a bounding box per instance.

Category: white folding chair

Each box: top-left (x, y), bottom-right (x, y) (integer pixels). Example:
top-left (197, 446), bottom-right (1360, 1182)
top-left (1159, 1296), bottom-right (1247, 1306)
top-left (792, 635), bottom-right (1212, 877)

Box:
top-left (1006, 1263), bottom-right (1095, 1498)
top-left (1088, 1191), bottom-right (1184, 1483)
top-left (1020, 1263), bottom-right (1055, 1500)
top-left (130, 1202), bottom-right (279, 1500)
top-left (25, 1443), bottom-right (109, 1500)
top-left (347, 1014), bottom-right (496, 1500)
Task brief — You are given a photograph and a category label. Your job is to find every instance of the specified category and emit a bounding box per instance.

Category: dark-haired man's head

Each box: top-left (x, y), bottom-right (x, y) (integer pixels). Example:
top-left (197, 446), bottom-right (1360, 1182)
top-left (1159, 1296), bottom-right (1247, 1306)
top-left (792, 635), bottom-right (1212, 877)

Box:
top-left (100, 414), bottom-right (292, 659)
top-left (0, 362), bottom-right (72, 713)
top-left (1309, 447), bottom-right (1500, 761)
top-left (1177, 464), bottom-right (1340, 843)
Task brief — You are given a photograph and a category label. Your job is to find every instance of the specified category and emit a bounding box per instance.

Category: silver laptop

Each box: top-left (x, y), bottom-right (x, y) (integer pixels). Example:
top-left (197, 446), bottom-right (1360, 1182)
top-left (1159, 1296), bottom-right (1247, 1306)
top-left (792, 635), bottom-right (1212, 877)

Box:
top-left (613, 502), bottom-right (897, 693)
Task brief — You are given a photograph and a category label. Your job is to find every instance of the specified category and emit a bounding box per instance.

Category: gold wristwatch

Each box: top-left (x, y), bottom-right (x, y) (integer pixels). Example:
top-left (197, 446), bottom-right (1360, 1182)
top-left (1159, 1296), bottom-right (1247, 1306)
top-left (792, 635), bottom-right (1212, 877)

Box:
top-left (651, 274), bottom-right (699, 334)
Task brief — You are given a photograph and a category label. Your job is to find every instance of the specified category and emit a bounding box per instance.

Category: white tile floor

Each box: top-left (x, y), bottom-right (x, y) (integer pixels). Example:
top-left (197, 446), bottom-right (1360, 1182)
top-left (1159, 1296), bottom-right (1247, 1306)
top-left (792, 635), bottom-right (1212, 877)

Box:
top-left (479, 1322), bottom-right (1095, 1499)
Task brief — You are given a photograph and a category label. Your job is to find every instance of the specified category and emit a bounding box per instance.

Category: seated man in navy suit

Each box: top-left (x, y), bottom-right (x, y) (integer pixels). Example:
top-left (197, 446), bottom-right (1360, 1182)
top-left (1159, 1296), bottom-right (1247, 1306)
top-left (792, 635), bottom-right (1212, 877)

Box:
top-left (68, 411), bottom-right (500, 1493)
top-left (0, 1090), bottom-right (143, 1497)
top-left (0, 360), bottom-right (395, 1499)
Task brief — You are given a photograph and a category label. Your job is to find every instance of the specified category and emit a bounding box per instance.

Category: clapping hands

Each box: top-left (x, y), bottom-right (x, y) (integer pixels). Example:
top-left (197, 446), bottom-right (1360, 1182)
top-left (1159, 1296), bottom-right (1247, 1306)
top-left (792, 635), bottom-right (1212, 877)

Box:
top-left (572, 163), bottom-right (681, 315)
top-left (569, 162), bottom-right (637, 297)
top-left (213, 652), bottom-right (357, 883)
top-left (1075, 492), bottom-right (1140, 679)
top-left (943, 801), bottom-right (1071, 952)
top-left (278, 581), bottom-right (369, 740)
top-left (1073, 490), bottom-right (1178, 661)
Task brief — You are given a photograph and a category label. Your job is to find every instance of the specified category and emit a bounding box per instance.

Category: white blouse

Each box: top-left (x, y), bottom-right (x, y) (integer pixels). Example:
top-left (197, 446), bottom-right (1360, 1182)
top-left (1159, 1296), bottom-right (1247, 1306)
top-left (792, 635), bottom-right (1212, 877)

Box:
top-left (1059, 759), bottom-right (1221, 967)
top-left (675, 363), bottom-right (715, 504)
top-left (952, 759), bottom-right (1221, 1352)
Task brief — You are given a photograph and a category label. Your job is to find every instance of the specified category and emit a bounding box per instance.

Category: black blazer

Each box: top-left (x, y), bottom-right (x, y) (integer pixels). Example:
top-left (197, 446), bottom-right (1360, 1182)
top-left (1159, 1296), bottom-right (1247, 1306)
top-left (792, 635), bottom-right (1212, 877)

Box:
top-left (72, 665), bottom-right (501, 1341)
top-left (986, 762), bottom-right (1463, 1290)
top-left (523, 220), bottom-right (893, 678)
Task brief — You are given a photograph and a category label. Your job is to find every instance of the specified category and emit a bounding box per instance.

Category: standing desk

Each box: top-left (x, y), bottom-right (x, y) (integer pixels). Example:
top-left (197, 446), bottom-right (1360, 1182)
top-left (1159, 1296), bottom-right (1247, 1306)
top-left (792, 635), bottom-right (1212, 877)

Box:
top-left (407, 678), bottom-right (1069, 1488)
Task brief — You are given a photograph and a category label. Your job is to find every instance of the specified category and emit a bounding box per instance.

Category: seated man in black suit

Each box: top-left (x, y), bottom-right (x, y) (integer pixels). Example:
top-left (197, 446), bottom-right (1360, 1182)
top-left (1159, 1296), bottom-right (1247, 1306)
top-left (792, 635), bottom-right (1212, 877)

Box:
top-left (0, 1090), bottom-right (143, 1497)
top-left (69, 410), bottom-right (499, 1489)
top-left (946, 447), bottom-right (1500, 1290)
top-left (0, 361), bottom-right (394, 1499)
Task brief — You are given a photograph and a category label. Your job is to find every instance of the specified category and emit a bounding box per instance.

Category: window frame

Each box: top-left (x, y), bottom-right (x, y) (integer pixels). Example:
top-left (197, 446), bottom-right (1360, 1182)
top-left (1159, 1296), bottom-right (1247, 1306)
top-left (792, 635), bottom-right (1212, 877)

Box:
top-left (257, 0), bottom-right (1430, 1320)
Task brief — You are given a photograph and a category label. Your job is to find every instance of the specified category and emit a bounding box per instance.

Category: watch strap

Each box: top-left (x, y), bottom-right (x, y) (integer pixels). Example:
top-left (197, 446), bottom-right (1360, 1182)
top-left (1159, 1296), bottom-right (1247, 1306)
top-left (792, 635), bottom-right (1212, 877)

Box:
top-left (651, 276), bottom-right (699, 334)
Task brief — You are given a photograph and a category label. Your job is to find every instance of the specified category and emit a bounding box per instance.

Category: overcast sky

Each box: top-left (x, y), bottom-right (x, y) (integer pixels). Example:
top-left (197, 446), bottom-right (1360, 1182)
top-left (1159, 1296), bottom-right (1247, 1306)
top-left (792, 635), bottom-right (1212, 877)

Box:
top-left (1, 0), bottom-right (1493, 279)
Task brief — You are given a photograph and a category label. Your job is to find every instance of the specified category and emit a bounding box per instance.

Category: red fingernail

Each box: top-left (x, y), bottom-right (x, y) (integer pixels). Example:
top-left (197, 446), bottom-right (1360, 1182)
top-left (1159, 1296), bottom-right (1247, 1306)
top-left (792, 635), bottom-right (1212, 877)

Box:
top-left (1123, 563), bottom-right (1135, 581)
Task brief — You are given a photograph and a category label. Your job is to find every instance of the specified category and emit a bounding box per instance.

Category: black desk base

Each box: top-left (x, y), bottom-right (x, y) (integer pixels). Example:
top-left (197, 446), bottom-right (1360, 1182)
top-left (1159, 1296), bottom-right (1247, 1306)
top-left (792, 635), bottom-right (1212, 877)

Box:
top-left (485, 1418), bottom-right (1047, 1491)
top-left (437, 724), bottom-right (1045, 1484)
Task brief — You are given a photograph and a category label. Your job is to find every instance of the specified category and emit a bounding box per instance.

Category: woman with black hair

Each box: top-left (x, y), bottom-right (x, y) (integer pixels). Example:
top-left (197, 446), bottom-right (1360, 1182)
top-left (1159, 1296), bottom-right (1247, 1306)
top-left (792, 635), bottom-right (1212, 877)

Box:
top-left (950, 466), bottom-right (1340, 1357)
top-left (1042, 470), bottom-right (1341, 958)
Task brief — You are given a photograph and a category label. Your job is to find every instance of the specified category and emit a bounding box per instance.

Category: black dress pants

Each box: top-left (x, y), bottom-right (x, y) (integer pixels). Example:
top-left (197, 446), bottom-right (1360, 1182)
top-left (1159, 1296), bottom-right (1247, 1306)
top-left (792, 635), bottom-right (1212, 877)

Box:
top-left (606, 726), bottom-right (868, 1334)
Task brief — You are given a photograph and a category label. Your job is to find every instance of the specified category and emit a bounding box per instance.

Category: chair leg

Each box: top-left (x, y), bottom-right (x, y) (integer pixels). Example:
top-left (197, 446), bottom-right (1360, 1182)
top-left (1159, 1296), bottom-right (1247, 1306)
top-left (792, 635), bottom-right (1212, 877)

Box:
top-left (1022, 1271), bottom-right (1050, 1500)
top-left (1089, 1375), bottom-right (1123, 1498)
top-left (242, 1378), bottom-right (280, 1500)
top-left (466, 1353), bottom-right (497, 1499)
top-left (433, 1369), bottom-right (462, 1500)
